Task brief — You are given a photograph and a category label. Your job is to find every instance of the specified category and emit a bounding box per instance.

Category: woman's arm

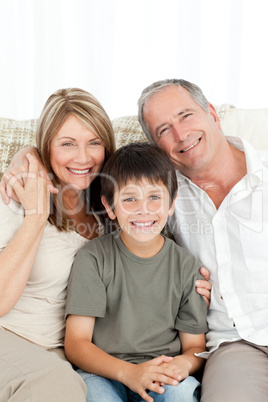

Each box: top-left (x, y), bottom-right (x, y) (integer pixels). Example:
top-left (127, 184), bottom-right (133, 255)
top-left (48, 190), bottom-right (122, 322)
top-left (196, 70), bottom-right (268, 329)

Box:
top-left (0, 154), bottom-right (51, 316)
top-left (0, 146), bottom-right (57, 204)
top-left (65, 314), bottom-right (181, 402)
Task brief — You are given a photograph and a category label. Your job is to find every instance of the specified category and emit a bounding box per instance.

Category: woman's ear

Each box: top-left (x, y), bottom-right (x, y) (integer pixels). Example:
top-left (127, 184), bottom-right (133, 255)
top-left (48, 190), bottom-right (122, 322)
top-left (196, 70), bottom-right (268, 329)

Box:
top-left (101, 196), bottom-right (116, 220)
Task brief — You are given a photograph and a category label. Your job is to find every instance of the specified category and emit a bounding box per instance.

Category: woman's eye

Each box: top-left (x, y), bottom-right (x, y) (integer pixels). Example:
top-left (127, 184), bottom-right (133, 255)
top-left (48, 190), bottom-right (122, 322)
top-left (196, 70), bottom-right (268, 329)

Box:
top-left (62, 142), bottom-right (73, 147)
top-left (90, 141), bottom-right (102, 146)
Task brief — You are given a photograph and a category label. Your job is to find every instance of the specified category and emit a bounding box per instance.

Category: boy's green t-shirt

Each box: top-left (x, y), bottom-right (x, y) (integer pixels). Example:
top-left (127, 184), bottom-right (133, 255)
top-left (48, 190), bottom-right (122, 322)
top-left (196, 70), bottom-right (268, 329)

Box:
top-left (65, 229), bottom-right (208, 364)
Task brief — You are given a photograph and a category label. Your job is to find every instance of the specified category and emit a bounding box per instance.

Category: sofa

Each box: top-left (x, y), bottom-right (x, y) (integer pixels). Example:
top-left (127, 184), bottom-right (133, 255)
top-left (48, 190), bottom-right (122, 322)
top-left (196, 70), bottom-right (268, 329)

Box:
top-left (1, 104), bottom-right (268, 178)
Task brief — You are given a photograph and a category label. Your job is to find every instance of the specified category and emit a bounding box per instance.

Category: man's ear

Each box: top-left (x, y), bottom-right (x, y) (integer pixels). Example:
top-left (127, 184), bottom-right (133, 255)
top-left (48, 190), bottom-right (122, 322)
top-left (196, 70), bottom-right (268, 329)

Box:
top-left (168, 193), bottom-right (177, 217)
top-left (101, 196), bottom-right (116, 220)
top-left (208, 103), bottom-right (222, 130)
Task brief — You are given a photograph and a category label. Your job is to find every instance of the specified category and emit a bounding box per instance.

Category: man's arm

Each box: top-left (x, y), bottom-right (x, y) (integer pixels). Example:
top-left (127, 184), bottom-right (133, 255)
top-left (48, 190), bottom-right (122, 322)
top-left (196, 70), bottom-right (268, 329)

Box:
top-left (65, 314), bottom-right (181, 402)
top-left (0, 146), bottom-right (57, 204)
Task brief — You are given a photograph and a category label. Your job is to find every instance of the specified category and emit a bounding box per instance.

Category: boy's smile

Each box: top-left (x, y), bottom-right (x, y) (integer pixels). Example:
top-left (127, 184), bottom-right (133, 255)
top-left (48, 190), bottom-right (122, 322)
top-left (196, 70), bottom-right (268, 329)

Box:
top-left (102, 178), bottom-right (176, 257)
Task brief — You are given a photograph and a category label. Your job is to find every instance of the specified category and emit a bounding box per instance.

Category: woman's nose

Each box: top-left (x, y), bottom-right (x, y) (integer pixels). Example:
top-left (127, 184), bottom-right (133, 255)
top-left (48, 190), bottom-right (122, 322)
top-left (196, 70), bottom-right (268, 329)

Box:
top-left (76, 146), bottom-right (92, 163)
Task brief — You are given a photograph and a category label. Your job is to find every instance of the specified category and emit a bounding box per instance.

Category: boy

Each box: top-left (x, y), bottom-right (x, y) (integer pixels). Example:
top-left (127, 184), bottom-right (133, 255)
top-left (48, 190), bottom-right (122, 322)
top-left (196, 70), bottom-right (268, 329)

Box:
top-left (64, 142), bottom-right (208, 402)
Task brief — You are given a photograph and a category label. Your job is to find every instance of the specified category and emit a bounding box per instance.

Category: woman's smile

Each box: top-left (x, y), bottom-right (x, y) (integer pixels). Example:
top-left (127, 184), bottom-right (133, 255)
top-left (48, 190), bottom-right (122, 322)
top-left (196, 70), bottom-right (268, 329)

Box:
top-left (50, 115), bottom-right (105, 189)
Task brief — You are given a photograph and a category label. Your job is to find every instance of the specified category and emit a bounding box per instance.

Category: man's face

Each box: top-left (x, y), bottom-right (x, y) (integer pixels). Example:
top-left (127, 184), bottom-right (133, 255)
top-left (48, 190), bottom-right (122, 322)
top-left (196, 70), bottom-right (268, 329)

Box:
top-left (143, 85), bottom-right (223, 179)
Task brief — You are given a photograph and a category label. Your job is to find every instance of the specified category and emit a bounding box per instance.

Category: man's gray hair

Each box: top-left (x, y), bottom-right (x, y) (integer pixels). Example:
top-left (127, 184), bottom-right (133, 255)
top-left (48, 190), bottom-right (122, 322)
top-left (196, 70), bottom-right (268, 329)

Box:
top-left (137, 79), bottom-right (209, 142)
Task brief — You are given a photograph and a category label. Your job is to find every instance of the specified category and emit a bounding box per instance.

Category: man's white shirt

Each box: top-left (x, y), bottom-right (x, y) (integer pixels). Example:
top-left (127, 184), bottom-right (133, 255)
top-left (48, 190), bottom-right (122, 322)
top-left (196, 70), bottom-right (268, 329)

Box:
top-left (169, 136), bottom-right (268, 357)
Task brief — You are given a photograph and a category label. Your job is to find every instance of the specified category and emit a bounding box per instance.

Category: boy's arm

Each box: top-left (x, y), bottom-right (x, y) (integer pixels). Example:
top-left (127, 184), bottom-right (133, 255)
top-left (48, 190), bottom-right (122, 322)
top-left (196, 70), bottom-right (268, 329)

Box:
top-left (65, 314), bottom-right (181, 402)
top-left (159, 332), bottom-right (206, 382)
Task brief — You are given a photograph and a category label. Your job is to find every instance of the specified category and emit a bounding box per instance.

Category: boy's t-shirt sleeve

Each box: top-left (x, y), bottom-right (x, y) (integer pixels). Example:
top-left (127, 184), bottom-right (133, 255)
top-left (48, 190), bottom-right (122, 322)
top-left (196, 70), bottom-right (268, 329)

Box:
top-left (173, 247), bottom-right (208, 334)
top-left (65, 245), bottom-right (107, 319)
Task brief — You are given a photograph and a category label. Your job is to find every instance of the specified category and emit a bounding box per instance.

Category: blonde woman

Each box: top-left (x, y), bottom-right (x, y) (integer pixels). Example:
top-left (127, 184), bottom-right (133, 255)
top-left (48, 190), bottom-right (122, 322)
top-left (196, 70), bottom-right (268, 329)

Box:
top-left (0, 88), bottom-right (115, 401)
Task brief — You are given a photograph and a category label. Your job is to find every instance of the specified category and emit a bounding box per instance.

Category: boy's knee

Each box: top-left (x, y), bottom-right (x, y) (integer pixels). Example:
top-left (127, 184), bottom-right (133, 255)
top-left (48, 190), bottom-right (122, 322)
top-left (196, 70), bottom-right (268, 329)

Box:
top-left (153, 377), bottom-right (200, 401)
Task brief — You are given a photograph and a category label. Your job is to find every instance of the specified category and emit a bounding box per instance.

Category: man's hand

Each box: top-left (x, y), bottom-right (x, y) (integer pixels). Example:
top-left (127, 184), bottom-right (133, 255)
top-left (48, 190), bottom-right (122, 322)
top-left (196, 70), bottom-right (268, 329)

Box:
top-left (0, 147), bottom-right (57, 204)
top-left (195, 267), bottom-right (212, 307)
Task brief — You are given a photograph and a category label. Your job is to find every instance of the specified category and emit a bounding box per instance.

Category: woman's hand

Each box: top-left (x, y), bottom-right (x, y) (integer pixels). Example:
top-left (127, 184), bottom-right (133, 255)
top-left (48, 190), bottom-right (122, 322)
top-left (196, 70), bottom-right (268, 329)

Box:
top-left (0, 146), bottom-right (57, 205)
top-left (195, 267), bottom-right (212, 308)
top-left (4, 153), bottom-right (51, 220)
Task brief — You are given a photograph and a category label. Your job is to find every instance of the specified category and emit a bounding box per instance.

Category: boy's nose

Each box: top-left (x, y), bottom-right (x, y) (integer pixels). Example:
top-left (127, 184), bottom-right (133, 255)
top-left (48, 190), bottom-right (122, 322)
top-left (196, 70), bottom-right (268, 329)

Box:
top-left (136, 200), bottom-right (150, 214)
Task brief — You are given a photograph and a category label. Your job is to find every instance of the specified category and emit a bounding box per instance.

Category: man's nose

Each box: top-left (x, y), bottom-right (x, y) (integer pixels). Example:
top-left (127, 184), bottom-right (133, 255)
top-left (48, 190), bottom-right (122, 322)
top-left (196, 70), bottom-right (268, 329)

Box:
top-left (173, 123), bottom-right (189, 142)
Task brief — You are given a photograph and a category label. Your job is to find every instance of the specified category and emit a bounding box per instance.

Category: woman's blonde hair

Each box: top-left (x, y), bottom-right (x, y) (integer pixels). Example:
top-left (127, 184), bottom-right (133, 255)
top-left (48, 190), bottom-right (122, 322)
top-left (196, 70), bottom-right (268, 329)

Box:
top-left (36, 88), bottom-right (116, 231)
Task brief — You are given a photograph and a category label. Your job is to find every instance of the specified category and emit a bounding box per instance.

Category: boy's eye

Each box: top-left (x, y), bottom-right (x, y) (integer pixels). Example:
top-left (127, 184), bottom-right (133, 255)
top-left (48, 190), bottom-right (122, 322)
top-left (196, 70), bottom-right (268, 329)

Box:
top-left (123, 197), bottom-right (136, 202)
top-left (150, 195), bottom-right (160, 200)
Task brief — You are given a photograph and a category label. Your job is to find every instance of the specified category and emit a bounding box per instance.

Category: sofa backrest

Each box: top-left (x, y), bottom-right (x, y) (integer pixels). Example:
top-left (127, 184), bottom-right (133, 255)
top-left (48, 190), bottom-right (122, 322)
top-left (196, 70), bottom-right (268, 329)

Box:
top-left (1, 104), bottom-right (268, 178)
top-left (112, 104), bottom-right (268, 151)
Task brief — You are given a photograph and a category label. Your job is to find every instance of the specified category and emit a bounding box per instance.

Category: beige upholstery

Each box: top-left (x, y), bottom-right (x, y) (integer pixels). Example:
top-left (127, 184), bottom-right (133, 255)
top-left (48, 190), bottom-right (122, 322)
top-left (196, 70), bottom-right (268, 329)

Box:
top-left (0, 118), bottom-right (37, 178)
top-left (1, 104), bottom-right (268, 179)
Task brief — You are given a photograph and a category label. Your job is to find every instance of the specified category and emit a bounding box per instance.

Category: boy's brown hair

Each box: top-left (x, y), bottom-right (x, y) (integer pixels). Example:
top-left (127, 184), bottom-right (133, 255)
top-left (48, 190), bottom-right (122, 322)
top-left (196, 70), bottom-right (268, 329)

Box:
top-left (101, 142), bottom-right (178, 208)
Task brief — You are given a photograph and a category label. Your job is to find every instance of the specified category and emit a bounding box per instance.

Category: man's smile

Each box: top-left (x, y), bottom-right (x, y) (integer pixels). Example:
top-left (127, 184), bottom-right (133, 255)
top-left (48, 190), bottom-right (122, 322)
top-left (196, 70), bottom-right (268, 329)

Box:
top-left (180, 138), bottom-right (201, 153)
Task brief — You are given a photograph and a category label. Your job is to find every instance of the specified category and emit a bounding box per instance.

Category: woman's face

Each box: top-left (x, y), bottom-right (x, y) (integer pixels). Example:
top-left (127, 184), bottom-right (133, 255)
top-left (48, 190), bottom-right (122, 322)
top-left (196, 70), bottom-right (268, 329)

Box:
top-left (50, 114), bottom-right (106, 190)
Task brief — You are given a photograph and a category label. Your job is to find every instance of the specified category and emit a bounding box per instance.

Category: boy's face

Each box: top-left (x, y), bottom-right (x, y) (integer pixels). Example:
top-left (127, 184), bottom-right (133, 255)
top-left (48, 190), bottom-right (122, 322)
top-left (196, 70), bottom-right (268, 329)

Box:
top-left (102, 178), bottom-right (176, 250)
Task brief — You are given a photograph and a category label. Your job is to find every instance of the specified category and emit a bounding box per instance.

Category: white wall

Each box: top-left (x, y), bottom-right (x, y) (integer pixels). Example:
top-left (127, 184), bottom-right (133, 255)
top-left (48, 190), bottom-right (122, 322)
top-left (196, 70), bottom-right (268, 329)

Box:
top-left (0, 0), bottom-right (268, 120)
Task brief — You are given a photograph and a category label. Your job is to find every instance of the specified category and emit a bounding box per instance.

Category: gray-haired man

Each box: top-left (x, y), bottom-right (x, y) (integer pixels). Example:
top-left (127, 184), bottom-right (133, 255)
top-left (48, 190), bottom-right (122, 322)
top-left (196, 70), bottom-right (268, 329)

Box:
top-left (138, 79), bottom-right (268, 402)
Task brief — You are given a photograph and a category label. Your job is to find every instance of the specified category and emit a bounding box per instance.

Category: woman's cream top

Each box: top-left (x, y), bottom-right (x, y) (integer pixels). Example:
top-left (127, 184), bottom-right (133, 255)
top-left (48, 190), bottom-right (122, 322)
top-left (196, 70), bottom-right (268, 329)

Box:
top-left (0, 197), bottom-right (100, 349)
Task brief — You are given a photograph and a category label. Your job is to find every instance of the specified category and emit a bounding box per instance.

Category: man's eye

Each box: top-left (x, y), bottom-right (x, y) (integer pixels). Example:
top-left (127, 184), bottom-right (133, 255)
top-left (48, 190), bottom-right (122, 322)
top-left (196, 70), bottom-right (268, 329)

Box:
top-left (159, 127), bottom-right (168, 136)
top-left (182, 113), bottom-right (192, 119)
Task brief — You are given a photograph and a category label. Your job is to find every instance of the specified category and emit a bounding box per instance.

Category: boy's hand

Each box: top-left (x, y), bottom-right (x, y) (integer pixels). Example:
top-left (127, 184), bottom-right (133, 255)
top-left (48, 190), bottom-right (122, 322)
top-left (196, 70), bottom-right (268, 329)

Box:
top-left (0, 146), bottom-right (57, 205)
top-left (157, 355), bottom-right (192, 385)
top-left (195, 267), bottom-right (212, 307)
top-left (122, 355), bottom-right (180, 402)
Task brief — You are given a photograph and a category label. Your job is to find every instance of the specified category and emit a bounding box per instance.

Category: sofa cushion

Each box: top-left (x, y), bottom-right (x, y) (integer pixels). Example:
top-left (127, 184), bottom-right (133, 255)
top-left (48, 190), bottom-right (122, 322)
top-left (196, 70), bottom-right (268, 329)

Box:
top-left (1, 104), bottom-right (268, 179)
top-left (0, 118), bottom-right (37, 177)
top-left (221, 108), bottom-right (268, 151)
top-left (112, 115), bottom-right (146, 149)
